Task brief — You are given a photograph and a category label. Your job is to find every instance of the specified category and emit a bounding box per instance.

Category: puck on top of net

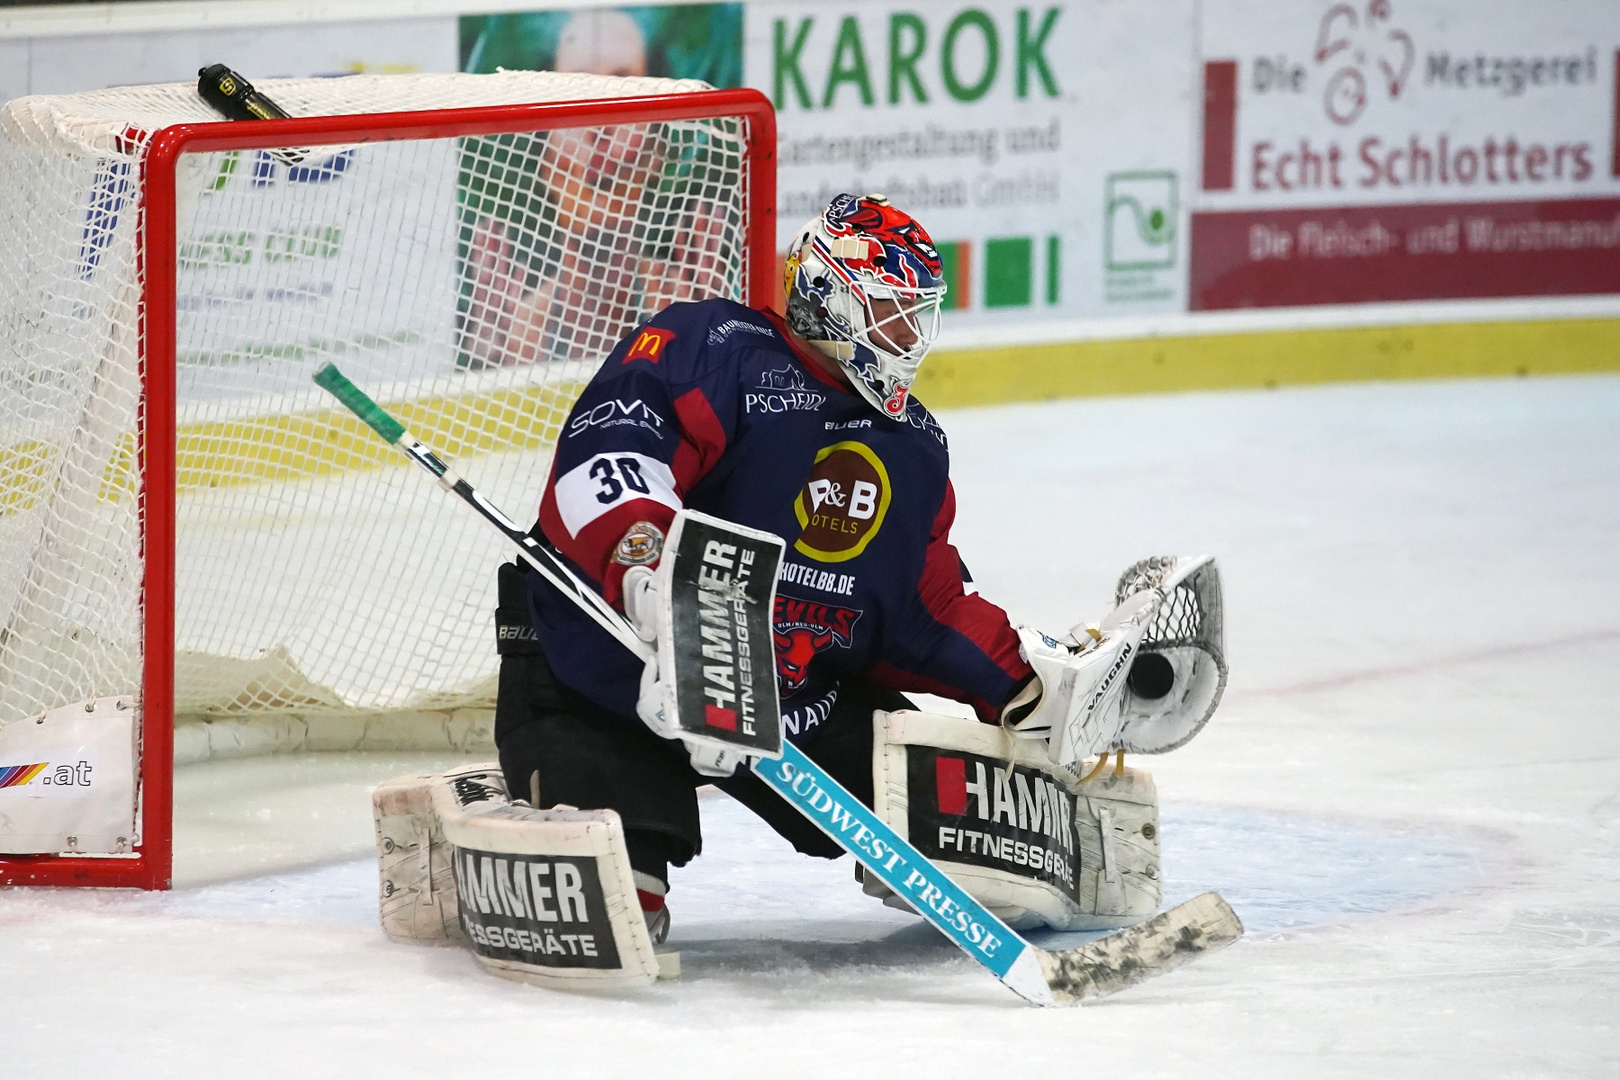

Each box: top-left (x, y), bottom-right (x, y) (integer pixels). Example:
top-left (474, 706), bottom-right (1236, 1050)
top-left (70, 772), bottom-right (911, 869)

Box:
top-left (197, 64), bottom-right (291, 123)
top-left (197, 64), bottom-right (312, 166)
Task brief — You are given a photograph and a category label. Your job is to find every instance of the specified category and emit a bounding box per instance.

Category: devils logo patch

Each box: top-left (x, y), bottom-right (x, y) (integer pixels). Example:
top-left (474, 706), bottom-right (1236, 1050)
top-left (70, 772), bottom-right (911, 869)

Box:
top-left (773, 596), bottom-right (862, 693)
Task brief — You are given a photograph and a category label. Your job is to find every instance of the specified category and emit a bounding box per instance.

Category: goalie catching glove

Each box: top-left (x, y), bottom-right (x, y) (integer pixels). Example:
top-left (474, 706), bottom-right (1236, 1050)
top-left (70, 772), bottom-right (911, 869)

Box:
top-left (1109, 554), bottom-right (1227, 753)
top-left (1002, 555), bottom-right (1227, 767)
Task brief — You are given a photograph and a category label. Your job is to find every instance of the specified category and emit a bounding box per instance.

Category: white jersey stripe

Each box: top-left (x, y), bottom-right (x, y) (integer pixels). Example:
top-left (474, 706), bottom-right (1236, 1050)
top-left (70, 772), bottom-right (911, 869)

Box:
top-left (554, 452), bottom-right (681, 537)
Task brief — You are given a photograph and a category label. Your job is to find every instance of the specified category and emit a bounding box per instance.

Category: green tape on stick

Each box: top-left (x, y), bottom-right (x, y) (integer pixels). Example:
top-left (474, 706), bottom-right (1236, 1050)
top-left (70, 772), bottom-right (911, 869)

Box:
top-left (313, 362), bottom-right (406, 445)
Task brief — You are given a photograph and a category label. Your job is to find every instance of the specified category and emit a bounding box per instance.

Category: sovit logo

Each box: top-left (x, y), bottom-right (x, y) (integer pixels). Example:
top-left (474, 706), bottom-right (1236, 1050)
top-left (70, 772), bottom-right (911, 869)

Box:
top-left (910, 747), bottom-right (1080, 901)
top-left (566, 398), bottom-right (665, 441)
top-left (772, 596), bottom-right (862, 693)
top-left (792, 441), bottom-right (891, 562)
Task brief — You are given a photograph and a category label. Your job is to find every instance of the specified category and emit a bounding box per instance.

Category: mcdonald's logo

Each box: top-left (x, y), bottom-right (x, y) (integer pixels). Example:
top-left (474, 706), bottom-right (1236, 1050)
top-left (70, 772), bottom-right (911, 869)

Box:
top-left (623, 327), bottom-right (677, 364)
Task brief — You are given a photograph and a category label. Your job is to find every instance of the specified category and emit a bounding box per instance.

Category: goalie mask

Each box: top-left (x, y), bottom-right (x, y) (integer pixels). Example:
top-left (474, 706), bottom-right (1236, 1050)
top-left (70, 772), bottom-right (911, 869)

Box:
top-left (784, 193), bottom-right (946, 418)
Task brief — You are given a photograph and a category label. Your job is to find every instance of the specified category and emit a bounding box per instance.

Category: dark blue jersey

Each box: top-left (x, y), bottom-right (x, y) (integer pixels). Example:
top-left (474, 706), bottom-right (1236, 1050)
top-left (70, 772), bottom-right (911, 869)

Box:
top-left (530, 298), bottom-right (1029, 742)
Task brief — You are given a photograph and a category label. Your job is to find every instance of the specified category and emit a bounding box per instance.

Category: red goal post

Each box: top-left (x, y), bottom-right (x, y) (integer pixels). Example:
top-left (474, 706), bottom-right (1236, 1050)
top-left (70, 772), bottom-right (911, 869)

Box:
top-left (0, 84), bottom-right (777, 890)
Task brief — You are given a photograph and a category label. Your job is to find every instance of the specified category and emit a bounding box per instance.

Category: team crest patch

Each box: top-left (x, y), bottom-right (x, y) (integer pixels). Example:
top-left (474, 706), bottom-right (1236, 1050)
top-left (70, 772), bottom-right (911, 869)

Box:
top-left (611, 521), bottom-right (665, 566)
top-left (792, 441), bottom-right (891, 562)
top-left (773, 597), bottom-right (861, 693)
top-left (623, 326), bottom-right (676, 364)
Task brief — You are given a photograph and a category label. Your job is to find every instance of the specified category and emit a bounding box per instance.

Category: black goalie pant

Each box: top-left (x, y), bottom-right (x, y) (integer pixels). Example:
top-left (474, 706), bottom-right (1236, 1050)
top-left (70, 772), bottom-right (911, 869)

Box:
top-left (493, 566), bottom-right (913, 888)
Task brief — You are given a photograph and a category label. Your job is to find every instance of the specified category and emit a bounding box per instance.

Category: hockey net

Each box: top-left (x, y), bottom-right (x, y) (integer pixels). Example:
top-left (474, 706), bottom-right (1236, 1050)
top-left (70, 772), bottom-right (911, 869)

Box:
top-left (0, 72), bottom-right (775, 886)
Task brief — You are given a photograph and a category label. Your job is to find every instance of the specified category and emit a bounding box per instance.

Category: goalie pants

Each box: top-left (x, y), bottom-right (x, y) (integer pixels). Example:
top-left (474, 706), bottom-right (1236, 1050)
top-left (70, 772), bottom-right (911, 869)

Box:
top-left (494, 575), bottom-right (913, 888)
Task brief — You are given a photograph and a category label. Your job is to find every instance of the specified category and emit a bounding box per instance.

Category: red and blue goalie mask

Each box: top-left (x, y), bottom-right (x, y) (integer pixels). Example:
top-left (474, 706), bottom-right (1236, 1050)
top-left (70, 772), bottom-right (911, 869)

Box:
top-left (783, 193), bottom-right (946, 418)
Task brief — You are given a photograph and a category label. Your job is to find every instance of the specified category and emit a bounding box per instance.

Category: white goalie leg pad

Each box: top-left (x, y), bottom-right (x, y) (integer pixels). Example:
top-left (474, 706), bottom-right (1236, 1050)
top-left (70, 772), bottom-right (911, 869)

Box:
top-left (871, 710), bottom-right (1161, 931)
top-left (373, 761), bottom-right (507, 944)
top-left (430, 776), bottom-right (662, 989)
top-left (1110, 555), bottom-right (1228, 754)
top-left (0, 696), bottom-right (138, 855)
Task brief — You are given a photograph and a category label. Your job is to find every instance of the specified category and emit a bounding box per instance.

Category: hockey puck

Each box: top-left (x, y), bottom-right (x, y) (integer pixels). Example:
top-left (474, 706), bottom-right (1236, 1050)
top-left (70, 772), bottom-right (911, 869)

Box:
top-left (1127, 652), bottom-right (1175, 699)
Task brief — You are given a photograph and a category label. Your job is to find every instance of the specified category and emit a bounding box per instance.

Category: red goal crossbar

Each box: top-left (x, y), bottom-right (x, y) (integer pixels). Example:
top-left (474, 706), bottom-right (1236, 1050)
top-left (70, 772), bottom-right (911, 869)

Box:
top-left (0, 88), bottom-right (777, 890)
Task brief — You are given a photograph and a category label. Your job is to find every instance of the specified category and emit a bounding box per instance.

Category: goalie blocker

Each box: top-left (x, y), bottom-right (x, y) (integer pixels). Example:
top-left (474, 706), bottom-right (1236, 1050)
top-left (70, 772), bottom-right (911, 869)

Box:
top-left (650, 511), bottom-right (785, 760)
top-left (623, 509), bottom-right (786, 774)
top-left (373, 763), bottom-right (673, 987)
top-left (869, 712), bottom-right (1160, 931)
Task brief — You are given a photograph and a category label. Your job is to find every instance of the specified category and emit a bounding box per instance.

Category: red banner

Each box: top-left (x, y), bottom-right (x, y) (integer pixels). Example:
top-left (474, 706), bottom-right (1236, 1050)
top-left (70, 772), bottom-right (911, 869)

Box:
top-left (1190, 197), bottom-right (1620, 309)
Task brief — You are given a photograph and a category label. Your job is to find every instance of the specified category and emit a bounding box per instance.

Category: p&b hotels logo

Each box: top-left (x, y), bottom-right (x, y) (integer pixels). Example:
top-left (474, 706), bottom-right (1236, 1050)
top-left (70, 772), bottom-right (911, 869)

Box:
top-left (793, 441), bottom-right (891, 562)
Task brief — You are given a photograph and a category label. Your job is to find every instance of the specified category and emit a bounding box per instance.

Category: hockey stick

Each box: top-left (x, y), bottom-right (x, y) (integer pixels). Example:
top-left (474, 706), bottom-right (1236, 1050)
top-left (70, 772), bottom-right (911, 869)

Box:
top-left (755, 745), bottom-right (1241, 1004)
top-left (314, 362), bottom-right (1243, 1006)
top-left (312, 364), bottom-right (651, 663)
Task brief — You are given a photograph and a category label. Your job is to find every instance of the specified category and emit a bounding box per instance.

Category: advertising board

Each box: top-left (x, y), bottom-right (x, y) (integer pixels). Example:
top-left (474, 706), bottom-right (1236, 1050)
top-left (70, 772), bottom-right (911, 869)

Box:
top-left (2, 0), bottom-right (1617, 355)
top-left (1192, 0), bottom-right (1620, 308)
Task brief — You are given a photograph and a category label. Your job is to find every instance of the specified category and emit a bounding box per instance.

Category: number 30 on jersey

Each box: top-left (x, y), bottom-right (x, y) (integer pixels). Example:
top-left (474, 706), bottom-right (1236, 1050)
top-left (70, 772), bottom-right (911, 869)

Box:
top-left (554, 452), bottom-right (683, 537)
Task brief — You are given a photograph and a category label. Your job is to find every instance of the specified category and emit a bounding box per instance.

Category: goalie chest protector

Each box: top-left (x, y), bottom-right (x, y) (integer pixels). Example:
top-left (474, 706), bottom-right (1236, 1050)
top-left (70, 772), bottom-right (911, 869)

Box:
top-left (872, 711), bottom-right (1161, 932)
top-left (528, 298), bottom-right (1029, 736)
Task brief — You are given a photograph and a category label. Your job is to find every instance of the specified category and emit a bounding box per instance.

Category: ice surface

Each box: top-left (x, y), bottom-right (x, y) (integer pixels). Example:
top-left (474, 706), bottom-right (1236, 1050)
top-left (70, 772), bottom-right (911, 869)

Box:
top-left (3, 374), bottom-right (1618, 1077)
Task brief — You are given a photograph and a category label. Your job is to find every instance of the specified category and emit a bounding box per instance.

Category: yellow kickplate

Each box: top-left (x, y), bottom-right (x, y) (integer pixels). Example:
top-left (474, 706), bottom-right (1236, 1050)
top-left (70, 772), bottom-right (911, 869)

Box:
top-left (914, 317), bottom-right (1620, 409)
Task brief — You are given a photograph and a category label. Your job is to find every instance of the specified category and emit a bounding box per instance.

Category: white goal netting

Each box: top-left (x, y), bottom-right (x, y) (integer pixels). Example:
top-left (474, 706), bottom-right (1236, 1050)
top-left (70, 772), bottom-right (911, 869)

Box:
top-left (0, 72), bottom-right (754, 733)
